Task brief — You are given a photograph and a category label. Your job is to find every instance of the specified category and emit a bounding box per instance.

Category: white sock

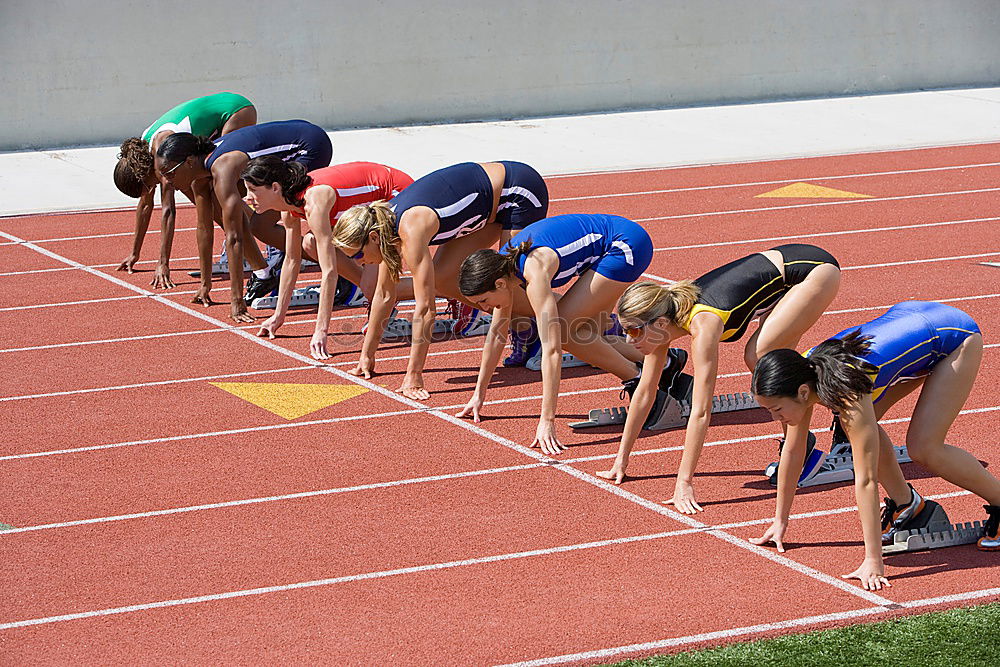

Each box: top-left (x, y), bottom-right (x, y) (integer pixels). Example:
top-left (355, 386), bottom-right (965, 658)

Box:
top-left (253, 268), bottom-right (270, 279)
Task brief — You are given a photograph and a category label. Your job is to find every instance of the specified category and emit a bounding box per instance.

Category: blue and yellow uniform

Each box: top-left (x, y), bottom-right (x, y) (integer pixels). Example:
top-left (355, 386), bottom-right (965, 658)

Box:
top-left (506, 213), bottom-right (653, 287)
top-left (683, 244), bottom-right (839, 341)
top-left (815, 301), bottom-right (980, 402)
top-left (205, 120), bottom-right (332, 171)
top-left (389, 161), bottom-right (548, 245)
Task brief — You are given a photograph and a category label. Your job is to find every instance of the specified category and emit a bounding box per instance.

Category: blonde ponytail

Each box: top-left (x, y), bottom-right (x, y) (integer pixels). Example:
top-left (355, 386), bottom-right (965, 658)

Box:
top-left (617, 279), bottom-right (701, 328)
top-left (332, 201), bottom-right (403, 281)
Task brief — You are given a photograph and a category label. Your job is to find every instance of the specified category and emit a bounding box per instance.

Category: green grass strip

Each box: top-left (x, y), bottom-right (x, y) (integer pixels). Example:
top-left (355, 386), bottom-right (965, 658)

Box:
top-left (0, 522), bottom-right (14, 531)
top-left (603, 603), bottom-right (1000, 667)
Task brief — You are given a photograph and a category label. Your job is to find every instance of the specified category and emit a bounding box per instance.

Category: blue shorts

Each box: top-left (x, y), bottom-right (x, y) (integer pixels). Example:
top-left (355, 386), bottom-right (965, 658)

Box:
top-left (496, 161), bottom-right (549, 231)
top-left (827, 301), bottom-right (981, 403)
top-left (592, 218), bottom-right (654, 284)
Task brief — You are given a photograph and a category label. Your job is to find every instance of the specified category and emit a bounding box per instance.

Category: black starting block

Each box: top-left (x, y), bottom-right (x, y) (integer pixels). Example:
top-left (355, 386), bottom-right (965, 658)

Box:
top-left (883, 500), bottom-right (985, 554)
top-left (569, 373), bottom-right (759, 431)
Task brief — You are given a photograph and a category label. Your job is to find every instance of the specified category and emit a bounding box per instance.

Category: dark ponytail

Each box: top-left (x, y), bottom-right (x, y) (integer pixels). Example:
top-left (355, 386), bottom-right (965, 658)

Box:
top-left (459, 240), bottom-right (534, 297)
top-left (156, 132), bottom-right (217, 163)
top-left (752, 330), bottom-right (875, 412)
top-left (114, 137), bottom-right (152, 198)
top-left (241, 156), bottom-right (313, 207)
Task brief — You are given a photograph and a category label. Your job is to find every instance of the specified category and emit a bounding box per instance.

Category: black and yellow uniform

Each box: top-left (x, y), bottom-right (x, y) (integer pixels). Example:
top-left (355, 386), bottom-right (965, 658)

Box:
top-left (682, 244), bottom-right (839, 342)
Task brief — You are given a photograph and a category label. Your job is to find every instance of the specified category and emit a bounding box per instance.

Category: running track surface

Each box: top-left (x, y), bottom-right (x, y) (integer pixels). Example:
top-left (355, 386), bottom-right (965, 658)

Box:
top-left (2, 143), bottom-right (999, 665)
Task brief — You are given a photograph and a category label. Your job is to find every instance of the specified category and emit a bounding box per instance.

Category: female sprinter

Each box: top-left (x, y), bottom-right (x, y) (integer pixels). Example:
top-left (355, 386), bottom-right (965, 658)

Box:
top-left (114, 92), bottom-right (255, 288)
top-left (331, 161), bottom-right (548, 397)
top-left (597, 244), bottom-right (841, 513)
top-left (749, 301), bottom-right (999, 590)
top-left (241, 156), bottom-right (414, 359)
top-left (455, 213), bottom-right (688, 454)
top-left (155, 120), bottom-right (333, 322)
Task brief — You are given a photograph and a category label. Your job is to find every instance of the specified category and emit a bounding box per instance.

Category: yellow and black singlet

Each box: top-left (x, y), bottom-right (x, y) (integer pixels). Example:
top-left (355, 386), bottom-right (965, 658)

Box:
top-left (683, 243), bottom-right (839, 342)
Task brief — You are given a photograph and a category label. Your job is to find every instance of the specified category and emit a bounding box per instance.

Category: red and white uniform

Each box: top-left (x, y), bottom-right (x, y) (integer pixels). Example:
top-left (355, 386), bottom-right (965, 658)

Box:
top-left (291, 161), bottom-right (414, 222)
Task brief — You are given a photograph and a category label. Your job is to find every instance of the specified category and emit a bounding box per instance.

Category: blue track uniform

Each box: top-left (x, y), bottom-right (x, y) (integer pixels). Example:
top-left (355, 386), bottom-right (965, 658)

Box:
top-left (389, 161), bottom-right (548, 245)
top-left (506, 213), bottom-right (653, 287)
top-left (813, 301), bottom-right (980, 402)
top-left (205, 120), bottom-right (333, 171)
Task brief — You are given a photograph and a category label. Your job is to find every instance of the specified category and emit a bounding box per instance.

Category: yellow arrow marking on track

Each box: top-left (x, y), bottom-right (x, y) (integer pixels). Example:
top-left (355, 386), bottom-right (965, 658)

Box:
top-left (209, 382), bottom-right (369, 420)
top-left (756, 182), bottom-right (872, 198)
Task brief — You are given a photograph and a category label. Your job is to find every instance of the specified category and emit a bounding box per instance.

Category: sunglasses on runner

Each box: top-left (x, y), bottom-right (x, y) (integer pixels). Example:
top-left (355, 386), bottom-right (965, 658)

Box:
top-left (350, 240), bottom-right (366, 260)
top-left (622, 315), bottom-right (662, 338)
top-left (160, 159), bottom-right (185, 175)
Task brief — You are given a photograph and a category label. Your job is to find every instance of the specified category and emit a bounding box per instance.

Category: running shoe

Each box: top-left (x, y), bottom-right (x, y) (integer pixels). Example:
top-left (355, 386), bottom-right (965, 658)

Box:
top-left (977, 505), bottom-right (1000, 551)
top-left (504, 319), bottom-right (540, 367)
top-left (766, 431), bottom-right (823, 486)
top-left (620, 376), bottom-right (670, 430)
top-left (447, 298), bottom-right (482, 337)
top-left (880, 483), bottom-right (926, 543)
top-left (334, 277), bottom-right (368, 307)
top-left (658, 348), bottom-right (689, 396)
top-left (245, 271), bottom-right (280, 306)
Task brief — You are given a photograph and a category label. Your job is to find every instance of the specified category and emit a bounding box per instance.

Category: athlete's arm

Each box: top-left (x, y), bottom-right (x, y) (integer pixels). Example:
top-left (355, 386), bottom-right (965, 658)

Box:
top-left (522, 250), bottom-right (566, 455)
top-left (152, 181), bottom-right (177, 289)
top-left (751, 411), bottom-right (814, 552)
top-left (667, 312), bottom-right (724, 514)
top-left (190, 177), bottom-right (216, 307)
top-left (457, 304), bottom-right (512, 422)
top-left (353, 260), bottom-right (398, 379)
top-left (257, 212), bottom-right (304, 340)
top-left (302, 187), bottom-right (339, 360)
top-left (397, 208), bottom-right (439, 400)
top-left (597, 345), bottom-right (667, 484)
top-left (118, 185), bottom-right (155, 274)
top-left (212, 154), bottom-right (254, 323)
top-left (840, 399), bottom-right (890, 590)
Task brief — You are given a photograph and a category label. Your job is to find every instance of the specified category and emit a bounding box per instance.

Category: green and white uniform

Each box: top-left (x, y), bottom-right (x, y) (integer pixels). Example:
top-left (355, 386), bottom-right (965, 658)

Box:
top-left (141, 92), bottom-right (253, 142)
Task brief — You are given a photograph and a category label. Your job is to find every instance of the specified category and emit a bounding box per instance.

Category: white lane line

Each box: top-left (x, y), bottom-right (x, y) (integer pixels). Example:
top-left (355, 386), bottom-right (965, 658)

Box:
top-left (0, 227), bottom-right (198, 246)
top-left (0, 365), bottom-right (315, 403)
top-left (550, 161), bottom-right (1000, 202)
top-left (0, 256), bottom-right (200, 277)
top-left (0, 230), bottom-right (913, 606)
top-left (0, 462), bottom-right (547, 534)
top-left (0, 295), bottom-right (150, 312)
top-left (634, 187), bottom-right (1000, 223)
top-left (498, 586), bottom-right (1000, 667)
top-left (651, 216), bottom-right (1000, 253)
top-left (0, 407), bottom-right (421, 462)
top-left (0, 328), bottom-right (222, 354)
top-left (843, 251), bottom-right (1000, 270)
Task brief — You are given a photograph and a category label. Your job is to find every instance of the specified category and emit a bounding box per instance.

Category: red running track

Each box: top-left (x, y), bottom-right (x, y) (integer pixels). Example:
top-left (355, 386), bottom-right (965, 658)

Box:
top-left (1, 142), bottom-right (999, 665)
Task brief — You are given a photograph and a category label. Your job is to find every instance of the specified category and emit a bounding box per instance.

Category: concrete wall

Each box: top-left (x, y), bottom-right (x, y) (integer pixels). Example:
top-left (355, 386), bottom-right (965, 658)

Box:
top-left (2, 1), bottom-right (999, 150)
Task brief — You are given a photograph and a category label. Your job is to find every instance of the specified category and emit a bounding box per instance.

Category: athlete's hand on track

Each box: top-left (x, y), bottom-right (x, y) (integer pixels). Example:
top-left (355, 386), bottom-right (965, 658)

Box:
top-left (595, 464), bottom-right (627, 485)
top-left (117, 255), bottom-right (139, 274)
top-left (350, 354), bottom-right (376, 379)
top-left (530, 419), bottom-right (566, 456)
top-left (230, 303), bottom-right (255, 324)
top-left (750, 520), bottom-right (788, 552)
top-left (192, 286), bottom-right (214, 307)
top-left (256, 316), bottom-right (283, 339)
top-left (151, 264), bottom-right (174, 289)
top-left (456, 394), bottom-right (484, 422)
top-left (310, 331), bottom-right (331, 360)
top-left (665, 480), bottom-right (704, 514)
top-left (398, 374), bottom-right (430, 401)
top-left (843, 557), bottom-right (891, 591)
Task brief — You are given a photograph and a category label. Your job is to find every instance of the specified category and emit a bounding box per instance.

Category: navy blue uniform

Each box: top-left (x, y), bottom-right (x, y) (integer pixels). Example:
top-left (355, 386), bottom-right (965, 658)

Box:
top-left (205, 120), bottom-right (333, 171)
top-left (389, 161), bottom-right (548, 246)
top-left (812, 301), bottom-right (980, 403)
top-left (506, 214), bottom-right (653, 288)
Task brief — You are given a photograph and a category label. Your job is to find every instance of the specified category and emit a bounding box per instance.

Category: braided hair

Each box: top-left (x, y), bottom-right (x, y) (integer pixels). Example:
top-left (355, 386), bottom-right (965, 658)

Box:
top-left (114, 137), bottom-right (153, 198)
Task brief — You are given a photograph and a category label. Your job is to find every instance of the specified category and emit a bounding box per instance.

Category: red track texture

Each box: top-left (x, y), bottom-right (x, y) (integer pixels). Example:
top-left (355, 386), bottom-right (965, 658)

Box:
top-left (1, 143), bottom-right (999, 665)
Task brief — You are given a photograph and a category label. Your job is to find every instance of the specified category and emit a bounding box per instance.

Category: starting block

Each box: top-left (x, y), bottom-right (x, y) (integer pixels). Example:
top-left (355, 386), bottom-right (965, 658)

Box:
top-left (525, 352), bottom-right (589, 371)
top-left (767, 441), bottom-right (913, 488)
top-left (883, 500), bottom-right (985, 554)
top-left (569, 391), bottom-right (759, 431)
top-left (379, 314), bottom-right (493, 341)
top-left (189, 258), bottom-right (318, 277)
top-left (250, 283), bottom-right (369, 310)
